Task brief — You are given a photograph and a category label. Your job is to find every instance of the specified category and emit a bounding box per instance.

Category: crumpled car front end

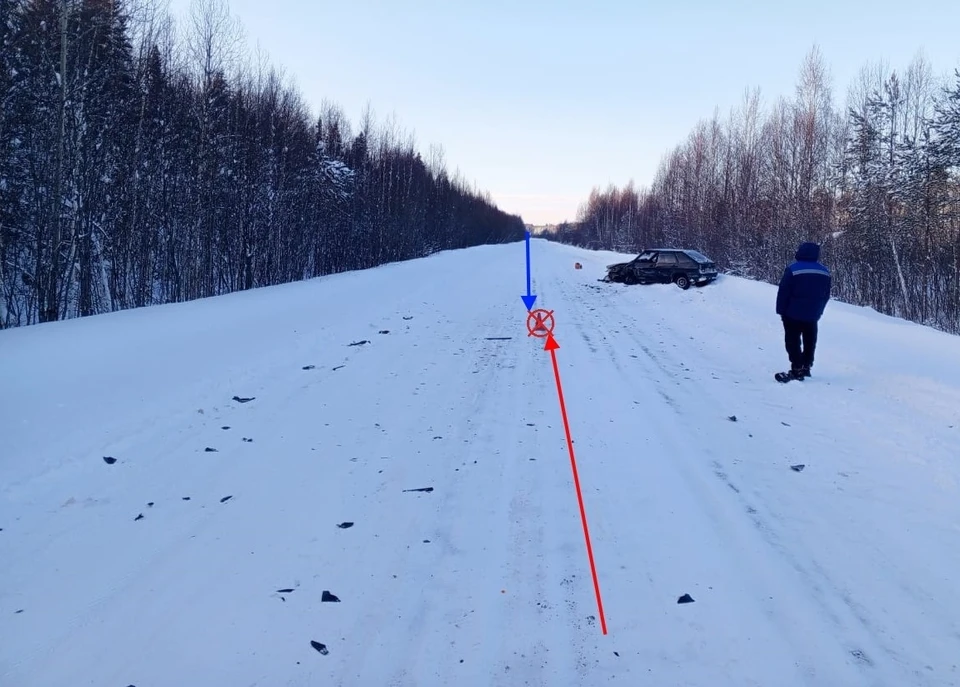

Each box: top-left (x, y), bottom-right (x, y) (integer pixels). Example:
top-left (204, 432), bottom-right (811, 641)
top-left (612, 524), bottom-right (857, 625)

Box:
top-left (601, 262), bottom-right (630, 283)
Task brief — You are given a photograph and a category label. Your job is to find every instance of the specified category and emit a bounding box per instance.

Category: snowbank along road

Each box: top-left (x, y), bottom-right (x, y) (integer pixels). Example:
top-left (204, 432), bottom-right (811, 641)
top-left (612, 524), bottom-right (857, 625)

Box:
top-left (2, 239), bottom-right (960, 686)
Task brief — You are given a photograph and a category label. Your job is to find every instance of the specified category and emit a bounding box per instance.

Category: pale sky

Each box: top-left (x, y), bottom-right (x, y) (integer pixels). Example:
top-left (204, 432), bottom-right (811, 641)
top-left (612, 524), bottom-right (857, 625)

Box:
top-left (167, 0), bottom-right (960, 224)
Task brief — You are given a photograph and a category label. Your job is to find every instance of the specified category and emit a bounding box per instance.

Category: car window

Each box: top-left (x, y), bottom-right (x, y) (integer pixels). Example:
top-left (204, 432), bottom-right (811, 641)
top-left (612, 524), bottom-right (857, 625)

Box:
top-left (684, 250), bottom-right (711, 263)
top-left (656, 253), bottom-right (677, 266)
top-left (677, 255), bottom-right (695, 267)
top-left (636, 251), bottom-right (655, 262)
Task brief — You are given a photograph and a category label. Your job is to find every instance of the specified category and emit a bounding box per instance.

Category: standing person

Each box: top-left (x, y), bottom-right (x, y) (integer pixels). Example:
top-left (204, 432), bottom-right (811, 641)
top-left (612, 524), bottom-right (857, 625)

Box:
top-left (775, 241), bottom-right (831, 380)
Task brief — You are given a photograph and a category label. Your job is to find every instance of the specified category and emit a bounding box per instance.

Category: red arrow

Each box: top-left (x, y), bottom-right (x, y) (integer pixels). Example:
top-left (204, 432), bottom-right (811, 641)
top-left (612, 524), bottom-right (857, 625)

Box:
top-left (544, 333), bottom-right (608, 635)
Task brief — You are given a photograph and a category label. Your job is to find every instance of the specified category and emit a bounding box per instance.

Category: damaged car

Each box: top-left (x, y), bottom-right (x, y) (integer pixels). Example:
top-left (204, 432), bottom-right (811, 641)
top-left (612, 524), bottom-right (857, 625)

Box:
top-left (601, 248), bottom-right (718, 289)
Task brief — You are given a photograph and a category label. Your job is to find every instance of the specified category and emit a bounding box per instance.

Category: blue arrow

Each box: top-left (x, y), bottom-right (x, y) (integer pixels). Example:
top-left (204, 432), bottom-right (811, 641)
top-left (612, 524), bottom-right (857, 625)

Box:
top-left (521, 231), bottom-right (537, 310)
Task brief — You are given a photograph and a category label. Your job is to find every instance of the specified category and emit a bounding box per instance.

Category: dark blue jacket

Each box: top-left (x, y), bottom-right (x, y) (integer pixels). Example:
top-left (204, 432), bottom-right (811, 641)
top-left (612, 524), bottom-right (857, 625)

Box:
top-left (776, 242), bottom-right (831, 322)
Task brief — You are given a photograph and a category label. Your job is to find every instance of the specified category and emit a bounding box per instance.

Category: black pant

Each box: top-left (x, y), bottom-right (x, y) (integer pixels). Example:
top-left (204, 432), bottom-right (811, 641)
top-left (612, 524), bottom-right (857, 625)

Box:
top-left (782, 316), bottom-right (818, 369)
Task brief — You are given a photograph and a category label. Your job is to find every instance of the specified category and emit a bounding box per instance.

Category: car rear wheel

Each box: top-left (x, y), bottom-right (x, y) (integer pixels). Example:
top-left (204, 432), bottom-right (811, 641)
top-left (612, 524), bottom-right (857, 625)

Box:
top-left (674, 275), bottom-right (690, 290)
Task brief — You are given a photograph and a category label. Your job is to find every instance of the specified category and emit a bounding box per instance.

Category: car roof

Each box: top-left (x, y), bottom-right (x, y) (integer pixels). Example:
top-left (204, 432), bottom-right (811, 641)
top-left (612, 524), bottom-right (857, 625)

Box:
top-left (642, 248), bottom-right (712, 261)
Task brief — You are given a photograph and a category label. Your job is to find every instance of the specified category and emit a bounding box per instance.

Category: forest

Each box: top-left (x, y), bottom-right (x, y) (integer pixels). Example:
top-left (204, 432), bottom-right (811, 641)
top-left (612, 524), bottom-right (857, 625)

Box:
top-left (551, 49), bottom-right (960, 335)
top-left (0, 0), bottom-right (525, 328)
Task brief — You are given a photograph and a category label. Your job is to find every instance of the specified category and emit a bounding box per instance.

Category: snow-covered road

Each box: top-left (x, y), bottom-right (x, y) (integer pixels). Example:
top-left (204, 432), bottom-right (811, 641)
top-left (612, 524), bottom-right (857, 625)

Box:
top-left (2, 239), bottom-right (959, 686)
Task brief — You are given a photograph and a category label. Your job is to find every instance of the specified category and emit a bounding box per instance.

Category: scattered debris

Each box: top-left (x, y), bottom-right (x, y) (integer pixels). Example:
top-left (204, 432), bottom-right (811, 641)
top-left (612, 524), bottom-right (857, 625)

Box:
top-left (677, 593), bottom-right (695, 604)
top-left (332, 365), bottom-right (345, 371)
top-left (242, 438), bottom-right (253, 443)
top-left (791, 464), bottom-right (805, 472)
top-left (103, 456), bottom-right (117, 465)
top-left (614, 651), bottom-right (620, 657)
top-left (348, 340), bottom-right (369, 347)
top-left (310, 640), bottom-right (329, 655)
top-left (147, 502), bottom-right (154, 507)
top-left (232, 395), bottom-right (256, 403)
top-left (423, 539), bottom-right (431, 543)
top-left (402, 316), bottom-right (413, 320)
top-left (378, 330), bottom-right (390, 334)
top-left (220, 495), bottom-right (233, 503)
top-left (277, 588), bottom-right (295, 594)
top-left (337, 522), bottom-right (354, 529)
top-left (728, 415), bottom-right (737, 422)
top-left (403, 487), bottom-right (434, 493)
top-left (485, 337), bottom-right (512, 340)
top-left (781, 421), bottom-right (791, 427)
top-left (322, 591), bottom-right (341, 602)
top-left (134, 513), bottom-right (144, 521)
top-left (302, 365), bottom-right (315, 370)
top-left (205, 447), bottom-right (218, 452)
top-left (221, 426), bottom-right (230, 430)
top-left (15, 609), bottom-right (23, 614)
top-left (433, 436), bottom-right (442, 440)
top-left (182, 496), bottom-right (191, 501)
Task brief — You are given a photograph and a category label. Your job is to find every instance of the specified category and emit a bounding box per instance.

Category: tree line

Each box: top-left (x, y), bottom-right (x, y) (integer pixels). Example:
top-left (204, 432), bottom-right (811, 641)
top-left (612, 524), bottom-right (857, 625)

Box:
top-left (548, 48), bottom-right (960, 335)
top-left (0, 0), bottom-right (524, 328)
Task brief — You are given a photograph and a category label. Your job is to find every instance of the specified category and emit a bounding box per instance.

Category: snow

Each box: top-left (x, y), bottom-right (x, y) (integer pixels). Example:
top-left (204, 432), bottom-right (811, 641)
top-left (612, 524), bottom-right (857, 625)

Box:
top-left (2, 239), bottom-right (960, 686)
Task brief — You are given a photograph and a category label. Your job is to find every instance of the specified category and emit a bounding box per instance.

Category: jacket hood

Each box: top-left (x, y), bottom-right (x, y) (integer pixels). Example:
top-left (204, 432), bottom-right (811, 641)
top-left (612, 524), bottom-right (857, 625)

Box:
top-left (796, 242), bottom-right (820, 262)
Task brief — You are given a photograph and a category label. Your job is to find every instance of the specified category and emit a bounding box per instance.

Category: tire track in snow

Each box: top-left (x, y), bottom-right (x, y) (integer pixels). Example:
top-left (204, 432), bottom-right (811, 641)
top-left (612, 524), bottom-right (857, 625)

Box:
top-left (559, 270), bottom-right (954, 686)
top-left (588, 283), bottom-right (878, 679)
top-left (597, 289), bottom-right (945, 685)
